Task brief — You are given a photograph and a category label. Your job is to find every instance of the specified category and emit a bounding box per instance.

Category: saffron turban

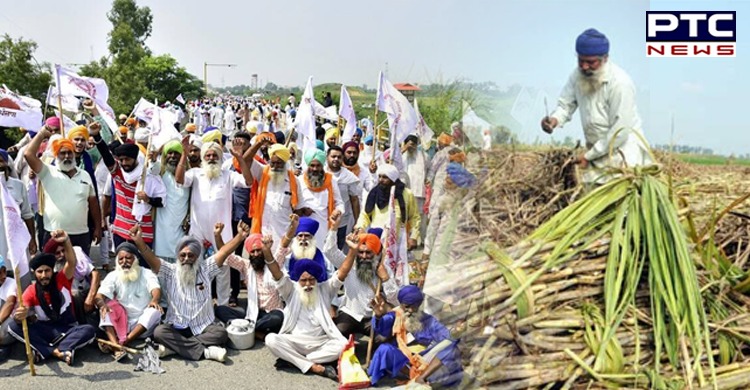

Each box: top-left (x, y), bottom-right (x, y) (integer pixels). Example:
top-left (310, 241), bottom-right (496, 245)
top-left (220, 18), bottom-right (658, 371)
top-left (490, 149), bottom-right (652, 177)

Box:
top-left (118, 126), bottom-right (128, 135)
top-left (290, 258), bottom-right (326, 282)
top-left (202, 129), bottom-right (223, 145)
top-left (125, 117), bottom-right (137, 127)
top-left (325, 127), bottom-right (340, 140)
top-left (316, 140), bottom-right (325, 151)
top-left (50, 138), bottom-right (75, 157)
top-left (296, 217), bottom-right (320, 236)
top-left (438, 133), bottom-right (453, 145)
top-left (398, 285), bottom-right (424, 307)
top-left (342, 141), bottom-right (359, 153)
top-left (0, 148), bottom-right (8, 163)
top-left (446, 162), bottom-right (477, 188)
top-left (45, 116), bottom-right (61, 129)
top-left (200, 142), bottom-right (224, 161)
top-left (304, 149), bottom-right (326, 165)
top-left (576, 28), bottom-right (609, 56)
top-left (29, 253), bottom-right (57, 271)
top-left (448, 149), bottom-right (466, 163)
top-left (162, 139), bottom-right (183, 157)
top-left (114, 143), bottom-right (140, 160)
top-left (185, 123), bottom-right (197, 133)
top-left (67, 126), bottom-right (89, 140)
top-left (377, 164), bottom-right (399, 182)
top-left (256, 132), bottom-right (276, 144)
top-left (268, 144), bottom-right (291, 162)
top-left (244, 234), bottom-right (263, 253)
top-left (358, 233), bottom-right (382, 255)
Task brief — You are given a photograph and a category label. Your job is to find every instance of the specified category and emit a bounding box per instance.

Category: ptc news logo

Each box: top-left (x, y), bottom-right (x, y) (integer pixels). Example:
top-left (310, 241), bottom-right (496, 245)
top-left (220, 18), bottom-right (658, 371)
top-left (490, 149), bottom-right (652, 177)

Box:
top-left (647, 11), bottom-right (736, 57)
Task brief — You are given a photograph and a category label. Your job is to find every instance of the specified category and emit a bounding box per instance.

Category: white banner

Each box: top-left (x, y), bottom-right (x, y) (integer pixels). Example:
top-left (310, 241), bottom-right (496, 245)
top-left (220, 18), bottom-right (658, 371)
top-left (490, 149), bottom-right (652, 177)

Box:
top-left (0, 85), bottom-right (43, 130)
top-left (0, 178), bottom-right (30, 277)
top-left (375, 71), bottom-right (417, 145)
top-left (339, 85), bottom-right (357, 142)
top-left (47, 86), bottom-right (80, 112)
top-left (292, 76), bottom-right (318, 152)
top-left (414, 98), bottom-right (434, 150)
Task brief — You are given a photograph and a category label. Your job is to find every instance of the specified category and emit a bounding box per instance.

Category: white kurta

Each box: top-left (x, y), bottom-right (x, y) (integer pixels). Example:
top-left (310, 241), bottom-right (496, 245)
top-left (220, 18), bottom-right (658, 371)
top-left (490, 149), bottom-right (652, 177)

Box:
top-left (300, 174), bottom-right (345, 248)
top-left (550, 61), bottom-right (653, 183)
top-left (154, 171), bottom-right (189, 259)
top-left (98, 267), bottom-right (160, 325)
top-left (325, 166), bottom-right (361, 230)
top-left (404, 149), bottom-right (427, 198)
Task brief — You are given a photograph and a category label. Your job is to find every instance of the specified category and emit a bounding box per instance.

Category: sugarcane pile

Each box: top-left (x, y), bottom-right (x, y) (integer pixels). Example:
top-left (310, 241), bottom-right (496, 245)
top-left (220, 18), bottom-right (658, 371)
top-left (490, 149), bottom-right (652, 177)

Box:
top-left (471, 147), bottom-right (581, 246)
top-left (423, 162), bottom-right (750, 390)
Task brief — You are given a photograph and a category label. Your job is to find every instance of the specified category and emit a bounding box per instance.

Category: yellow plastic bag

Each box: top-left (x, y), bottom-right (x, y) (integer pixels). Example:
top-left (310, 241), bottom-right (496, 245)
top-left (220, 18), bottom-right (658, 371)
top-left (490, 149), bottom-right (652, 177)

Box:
top-left (338, 335), bottom-right (371, 389)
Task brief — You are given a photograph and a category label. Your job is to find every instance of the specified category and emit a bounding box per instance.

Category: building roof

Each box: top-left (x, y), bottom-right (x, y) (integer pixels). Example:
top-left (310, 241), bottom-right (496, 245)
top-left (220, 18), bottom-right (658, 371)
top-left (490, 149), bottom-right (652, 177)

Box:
top-left (393, 83), bottom-right (421, 91)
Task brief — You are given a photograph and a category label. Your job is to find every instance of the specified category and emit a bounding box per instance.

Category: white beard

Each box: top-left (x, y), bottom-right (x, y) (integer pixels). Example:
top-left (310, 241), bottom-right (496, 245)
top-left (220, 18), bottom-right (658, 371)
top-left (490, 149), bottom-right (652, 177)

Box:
top-left (295, 283), bottom-right (318, 309)
top-left (291, 239), bottom-right (317, 260)
top-left (306, 171), bottom-right (324, 188)
top-left (202, 161), bottom-right (222, 180)
top-left (56, 157), bottom-right (76, 172)
top-left (404, 309), bottom-right (424, 334)
top-left (117, 261), bottom-right (141, 283)
top-left (177, 261), bottom-right (199, 288)
top-left (576, 63), bottom-right (607, 96)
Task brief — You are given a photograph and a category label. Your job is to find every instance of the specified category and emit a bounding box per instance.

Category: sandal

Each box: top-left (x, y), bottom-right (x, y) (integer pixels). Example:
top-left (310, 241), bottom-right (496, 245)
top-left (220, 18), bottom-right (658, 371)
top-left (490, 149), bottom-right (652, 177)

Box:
top-left (320, 365), bottom-right (338, 381)
top-left (113, 350), bottom-right (128, 362)
top-left (59, 350), bottom-right (74, 366)
top-left (98, 341), bottom-right (113, 354)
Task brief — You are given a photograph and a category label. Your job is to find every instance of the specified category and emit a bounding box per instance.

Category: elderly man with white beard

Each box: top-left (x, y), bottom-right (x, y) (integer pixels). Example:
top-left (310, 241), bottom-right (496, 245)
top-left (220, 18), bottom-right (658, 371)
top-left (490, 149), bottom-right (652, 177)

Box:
top-left (299, 149), bottom-right (344, 249)
top-left (264, 223), bottom-right (359, 382)
top-left (175, 136), bottom-right (253, 307)
top-left (323, 213), bottom-right (398, 339)
top-left (95, 242), bottom-right (162, 361)
top-left (541, 28), bottom-right (653, 186)
top-left (130, 224), bottom-right (248, 363)
top-left (368, 286), bottom-right (463, 387)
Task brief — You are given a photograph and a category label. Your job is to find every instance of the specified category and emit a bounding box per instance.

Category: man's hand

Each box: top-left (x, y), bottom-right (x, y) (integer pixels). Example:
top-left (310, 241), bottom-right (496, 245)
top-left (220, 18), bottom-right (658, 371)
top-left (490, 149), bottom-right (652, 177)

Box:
top-left (408, 238), bottom-right (418, 251)
top-left (13, 306), bottom-right (29, 322)
top-left (262, 235), bottom-right (274, 251)
top-left (88, 122), bottom-right (101, 137)
top-left (93, 226), bottom-right (102, 245)
top-left (370, 295), bottom-right (387, 318)
top-left (369, 161), bottom-right (377, 174)
top-left (37, 125), bottom-right (52, 139)
top-left (7, 145), bottom-right (18, 154)
top-left (287, 213), bottom-right (300, 236)
top-left (148, 300), bottom-right (163, 314)
top-left (51, 230), bottom-right (69, 243)
top-left (28, 239), bottom-right (38, 257)
top-left (345, 232), bottom-right (360, 251)
top-left (214, 222), bottom-right (225, 236)
top-left (576, 153), bottom-right (589, 169)
top-left (128, 224), bottom-right (144, 243)
top-left (377, 261), bottom-right (389, 281)
top-left (541, 116), bottom-right (558, 134)
top-left (181, 135), bottom-right (191, 151)
top-left (84, 296), bottom-right (95, 313)
top-left (136, 191), bottom-right (149, 202)
top-left (329, 210), bottom-right (342, 230)
top-left (99, 303), bottom-right (111, 318)
top-left (237, 220), bottom-right (250, 234)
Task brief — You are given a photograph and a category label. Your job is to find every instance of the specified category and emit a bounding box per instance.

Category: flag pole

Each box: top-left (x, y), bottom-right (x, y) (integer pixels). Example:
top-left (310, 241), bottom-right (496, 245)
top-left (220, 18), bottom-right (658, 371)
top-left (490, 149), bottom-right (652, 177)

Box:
top-left (14, 267), bottom-right (36, 376)
top-left (54, 65), bottom-right (66, 137)
top-left (370, 107), bottom-right (379, 164)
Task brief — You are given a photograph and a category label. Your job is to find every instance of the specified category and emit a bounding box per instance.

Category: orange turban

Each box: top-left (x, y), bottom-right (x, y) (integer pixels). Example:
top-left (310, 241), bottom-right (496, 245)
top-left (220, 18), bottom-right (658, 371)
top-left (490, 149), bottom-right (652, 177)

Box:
top-left (118, 126), bottom-right (128, 135)
top-left (67, 126), bottom-right (89, 141)
top-left (438, 133), bottom-right (453, 147)
top-left (185, 123), bottom-right (197, 133)
top-left (449, 150), bottom-right (466, 163)
top-left (256, 132), bottom-right (276, 144)
top-left (125, 117), bottom-right (137, 126)
top-left (358, 233), bottom-right (382, 255)
top-left (51, 138), bottom-right (75, 157)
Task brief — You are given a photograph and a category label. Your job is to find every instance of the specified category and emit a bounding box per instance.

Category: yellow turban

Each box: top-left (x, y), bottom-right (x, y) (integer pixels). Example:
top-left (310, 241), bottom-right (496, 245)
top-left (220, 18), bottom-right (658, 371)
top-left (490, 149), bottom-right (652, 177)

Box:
top-left (288, 142), bottom-right (298, 154)
top-left (185, 123), bottom-right (197, 133)
top-left (137, 143), bottom-right (148, 157)
top-left (245, 122), bottom-right (257, 134)
top-left (202, 129), bottom-right (223, 145)
top-left (67, 126), bottom-right (89, 141)
top-left (325, 127), bottom-right (340, 140)
top-left (268, 144), bottom-right (291, 162)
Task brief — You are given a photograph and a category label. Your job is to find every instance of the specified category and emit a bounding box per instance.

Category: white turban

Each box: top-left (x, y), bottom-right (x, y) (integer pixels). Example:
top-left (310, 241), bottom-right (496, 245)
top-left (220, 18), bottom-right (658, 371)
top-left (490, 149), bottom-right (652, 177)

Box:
top-left (189, 135), bottom-right (204, 148)
top-left (134, 127), bottom-right (150, 144)
top-left (377, 164), bottom-right (399, 182)
top-left (200, 142), bottom-right (224, 161)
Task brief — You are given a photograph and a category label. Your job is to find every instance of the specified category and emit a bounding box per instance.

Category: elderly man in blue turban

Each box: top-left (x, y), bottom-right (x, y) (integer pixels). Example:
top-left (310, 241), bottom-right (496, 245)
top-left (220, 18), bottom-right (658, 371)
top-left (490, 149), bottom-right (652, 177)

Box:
top-left (368, 285), bottom-right (463, 387)
top-left (541, 28), bottom-right (653, 186)
top-left (278, 216), bottom-right (335, 280)
top-left (263, 222), bottom-right (361, 382)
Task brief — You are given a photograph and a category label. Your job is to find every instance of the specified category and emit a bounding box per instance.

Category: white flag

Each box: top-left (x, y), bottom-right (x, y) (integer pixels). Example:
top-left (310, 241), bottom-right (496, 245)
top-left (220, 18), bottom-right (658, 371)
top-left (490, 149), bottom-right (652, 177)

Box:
top-left (414, 98), bottom-right (434, 150)
top-left (175, 93), bottom-right (185, 105)
top-left (133, 98), bottom-right (158, 123)
top-left (54, 109), bottom-right (78, 130)
top-left (150, 107), bottom-right (181, 149)
top-left (293, 76), bottom-right (317, 152)
top-left (47, 86), bottom-right (80, 112)
top-left (56, 65), bottom-right (112, 112)
top-left (0, 178), bottom-right (30, 277)
top-left (384, 185), bottom-right (409, 287)
top-left (314, 101), bottom-right (338, 121)
top-left (0, 85), bottom-right (43, 130)
top-left (375, 71), bottom-right (418, 146)
top-left (339, 85), bottom-right (357, 142)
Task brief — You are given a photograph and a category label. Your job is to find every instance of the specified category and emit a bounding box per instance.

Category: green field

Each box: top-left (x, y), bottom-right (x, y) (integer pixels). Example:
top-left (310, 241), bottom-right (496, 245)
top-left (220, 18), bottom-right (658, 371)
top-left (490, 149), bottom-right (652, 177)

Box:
top-left (676, 153), bottom-right (750, 166)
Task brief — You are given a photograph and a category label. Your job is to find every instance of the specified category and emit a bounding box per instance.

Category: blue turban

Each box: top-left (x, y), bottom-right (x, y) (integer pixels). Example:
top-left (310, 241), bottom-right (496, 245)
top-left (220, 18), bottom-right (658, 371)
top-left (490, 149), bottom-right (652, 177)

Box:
top-left (296, 217), bottom-right (320, 236)
top-left (274, 131), bottom-right (286, 145)
top-left (0, 148), bottom-right (9, 163)
top-left (446, 162), bottom-right (477, 188)
top-left (316, 140), bottom-right (325, 151)
top-left (364, 135), bottom-right (374, 145)
top-left (0, 255), bottom-right (5, 269)
top-left (305, 149), bottom-right (326, 165)
top-left (398, 285), bottom-right (424, 306)
top-left (367, 227), bottom-right (384, 239)
top-left (289, 254), bottom-right (327, 282)
top-left (176, 236), bottom-right (204, 259)
top-left (355, 128), bottom-right (363, 137)
top-left (576, 28), bottom-right (609, 56)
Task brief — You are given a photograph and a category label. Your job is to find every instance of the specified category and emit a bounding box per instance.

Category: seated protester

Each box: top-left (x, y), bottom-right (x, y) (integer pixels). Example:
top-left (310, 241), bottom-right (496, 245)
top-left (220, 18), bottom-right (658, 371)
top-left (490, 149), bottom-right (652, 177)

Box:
top-left (95, 242), bottom-right (162, 361)
top-left (368, 286), bottom-right (463, 388)
top-left (280, 216), bottom-right (335, 280)
top-left (43, 236), bottom-right (101, 328)
top-left (213, 223), bottom-right (284, 341)
top-left (264, 230), bottom-right (360, 382)
top-left (10, 231), bottom-right (97, 365)
top-left (0, 256), bottom-right (17, 361)
top-left (322, 214), bottom-right (399, 339)
top-left (129, 224), bottom-right (247, 363)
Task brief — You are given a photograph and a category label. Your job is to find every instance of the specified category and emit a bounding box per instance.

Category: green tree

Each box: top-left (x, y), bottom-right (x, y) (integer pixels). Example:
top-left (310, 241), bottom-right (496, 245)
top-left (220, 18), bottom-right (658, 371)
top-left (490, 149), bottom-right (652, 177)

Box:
top-left (0, 34), bottom-right (52, 102)
top-left (140, 55), bottom-right (203, 102)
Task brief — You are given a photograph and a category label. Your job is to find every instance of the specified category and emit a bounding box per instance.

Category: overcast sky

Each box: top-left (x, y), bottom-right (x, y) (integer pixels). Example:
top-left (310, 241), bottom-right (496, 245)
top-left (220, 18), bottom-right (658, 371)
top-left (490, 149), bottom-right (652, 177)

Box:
top-left (1, 0), bottom-right (746, 155)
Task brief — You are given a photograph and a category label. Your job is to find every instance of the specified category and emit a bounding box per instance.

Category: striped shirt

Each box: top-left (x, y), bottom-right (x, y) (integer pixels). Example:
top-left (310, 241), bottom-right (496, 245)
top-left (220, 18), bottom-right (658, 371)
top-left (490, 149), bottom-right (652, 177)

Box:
top-left (158, 257), bottom-right (222, 334)
top-left (112, 168), bottom-right (154, 242)
top-left (225, 254), bottom-right (284, 313)
top-left (322, 230), bottom-right (399, 322)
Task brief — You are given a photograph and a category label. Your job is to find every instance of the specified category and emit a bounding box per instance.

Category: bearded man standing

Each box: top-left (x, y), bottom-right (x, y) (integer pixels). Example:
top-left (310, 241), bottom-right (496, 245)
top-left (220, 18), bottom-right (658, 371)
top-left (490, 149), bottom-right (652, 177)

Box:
top-left (95, 242), bottom-right (162, 361)
top-left (300, 149), bottom-right (344, 248)
top-left (325, 145), bottom-right (361, 251)
top-left (130, 224), bottom-right (247, 362)
top-left (541, 28), bottom-right (653, 185)
top-left (153, 140), bottom-right (190, 263)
